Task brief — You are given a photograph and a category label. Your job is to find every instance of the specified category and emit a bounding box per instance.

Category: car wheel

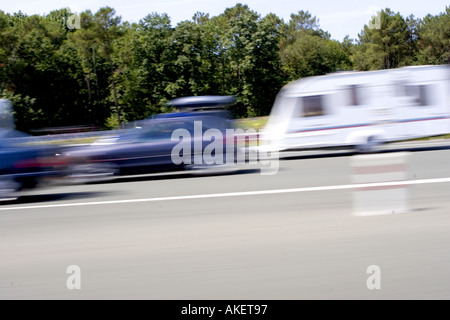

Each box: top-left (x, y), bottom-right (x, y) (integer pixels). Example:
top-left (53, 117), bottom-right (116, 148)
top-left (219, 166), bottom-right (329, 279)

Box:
top-left (356, 136), bottom-right (382, 153)
top-left (0, 177), bottom-right (20, 200)
top-left (185, 162), bottom-right (239, 176)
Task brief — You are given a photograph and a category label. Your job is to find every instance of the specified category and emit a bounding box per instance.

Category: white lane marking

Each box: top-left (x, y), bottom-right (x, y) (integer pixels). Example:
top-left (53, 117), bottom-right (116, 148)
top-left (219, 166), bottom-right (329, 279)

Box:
top-left (1, 177), bottom-right (450, 212)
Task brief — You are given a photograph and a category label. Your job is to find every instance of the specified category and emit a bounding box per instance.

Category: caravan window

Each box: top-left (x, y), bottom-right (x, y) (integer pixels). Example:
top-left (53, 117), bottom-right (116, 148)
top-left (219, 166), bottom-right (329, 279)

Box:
top-left (404, 85), bottom-right (431, 106)
top-left (298, 95), bottom-right (326, 117)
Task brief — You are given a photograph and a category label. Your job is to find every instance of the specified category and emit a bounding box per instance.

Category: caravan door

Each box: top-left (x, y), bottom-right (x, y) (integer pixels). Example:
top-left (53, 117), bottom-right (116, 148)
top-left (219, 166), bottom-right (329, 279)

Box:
top-left (393, 67), bottom-right (450, 141)
top-left (367, 82), bottom-right (403, 142)
top-left (398, 82), bottom-right (448, 139)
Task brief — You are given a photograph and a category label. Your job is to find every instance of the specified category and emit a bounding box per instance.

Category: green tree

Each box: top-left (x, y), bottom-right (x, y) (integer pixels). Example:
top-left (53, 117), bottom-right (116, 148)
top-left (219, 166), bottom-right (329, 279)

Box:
top-left (354, 9), bottom-right (416, 70)
top-left (223, 3), bottom-right (261, 116)
top-left (66, 10), bottom-right (99, 104)
top-left (0, 11), bottom-right (16, 92)
top-left (112, 12), bottom-right (174, 121)
top-left (416, 6), bottom-right (450, 65)
top-left (279, 11), bottom-right (351, 81)
top-left (92, 7), bottom-right (123, 125)
top-left (212, 4), bottom-right (285, 117)
top-left (164, 19), bottom-right (218, 98)
top-left (244, 13), bottom-right (285, 116)
top-left (2, 11), bottom-right (87, 130)
top-left (284, 10), bottom-right (330, 41)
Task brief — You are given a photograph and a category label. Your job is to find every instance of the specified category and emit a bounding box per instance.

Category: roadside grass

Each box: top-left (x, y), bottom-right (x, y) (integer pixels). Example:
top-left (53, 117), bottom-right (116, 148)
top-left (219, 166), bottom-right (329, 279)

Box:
top-left (21, 136), bottom-right (100, 146)
top-left (395, 134), bottom-right (450, 143)
top-left (235, 117), bottom-right (268, 130)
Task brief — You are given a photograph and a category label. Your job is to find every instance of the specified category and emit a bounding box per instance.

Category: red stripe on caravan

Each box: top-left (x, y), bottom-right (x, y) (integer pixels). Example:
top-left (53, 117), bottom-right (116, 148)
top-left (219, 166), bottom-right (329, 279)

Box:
top-left (353, 164), bottom-right (406, 175)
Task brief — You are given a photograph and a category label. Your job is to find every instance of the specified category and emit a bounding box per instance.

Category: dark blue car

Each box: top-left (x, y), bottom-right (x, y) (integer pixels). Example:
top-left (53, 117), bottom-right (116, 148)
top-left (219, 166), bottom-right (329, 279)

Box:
top-left (0, 129), bottom-right (67, 199)
top-left (64, 96), bottom-right (238, 180)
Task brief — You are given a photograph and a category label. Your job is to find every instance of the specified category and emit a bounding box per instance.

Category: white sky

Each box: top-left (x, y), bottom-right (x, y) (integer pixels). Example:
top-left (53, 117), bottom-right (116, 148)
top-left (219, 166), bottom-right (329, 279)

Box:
top-left (1, 0), bottom-right (448, 40)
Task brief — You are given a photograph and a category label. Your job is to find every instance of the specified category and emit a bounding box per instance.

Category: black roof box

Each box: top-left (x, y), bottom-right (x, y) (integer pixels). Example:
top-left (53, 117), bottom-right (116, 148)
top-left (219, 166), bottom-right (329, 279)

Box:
top-left (167, 96), bottom-right (236, 109)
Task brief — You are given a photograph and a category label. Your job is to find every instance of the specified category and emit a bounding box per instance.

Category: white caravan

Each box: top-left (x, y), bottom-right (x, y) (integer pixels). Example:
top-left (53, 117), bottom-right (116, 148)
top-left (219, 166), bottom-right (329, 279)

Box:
top-left (263, 65), bottom-right (450, 152)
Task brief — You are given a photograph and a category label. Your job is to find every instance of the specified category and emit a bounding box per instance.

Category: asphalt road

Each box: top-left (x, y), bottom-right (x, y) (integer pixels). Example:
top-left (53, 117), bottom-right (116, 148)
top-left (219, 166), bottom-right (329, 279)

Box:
top-left (1, 145), bottom-right (450, 300)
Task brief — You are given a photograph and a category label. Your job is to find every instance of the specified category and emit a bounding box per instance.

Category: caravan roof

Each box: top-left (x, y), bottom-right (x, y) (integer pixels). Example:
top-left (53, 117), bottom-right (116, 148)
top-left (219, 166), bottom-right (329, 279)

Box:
top-left (281, 65), bottom-right (450, 96)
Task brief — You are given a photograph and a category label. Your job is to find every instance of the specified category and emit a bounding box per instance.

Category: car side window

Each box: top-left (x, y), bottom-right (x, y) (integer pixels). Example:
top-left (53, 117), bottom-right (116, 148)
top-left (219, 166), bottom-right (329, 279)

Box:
top-left (138, 121), bottom-right (190, 141)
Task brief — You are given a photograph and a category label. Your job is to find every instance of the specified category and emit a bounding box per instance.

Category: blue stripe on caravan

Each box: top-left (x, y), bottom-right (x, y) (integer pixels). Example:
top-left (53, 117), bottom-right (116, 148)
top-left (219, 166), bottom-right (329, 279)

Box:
top-left (292, 116), bottom-right (450, 133)
top-left (294, 123), bottom-right (372, 133)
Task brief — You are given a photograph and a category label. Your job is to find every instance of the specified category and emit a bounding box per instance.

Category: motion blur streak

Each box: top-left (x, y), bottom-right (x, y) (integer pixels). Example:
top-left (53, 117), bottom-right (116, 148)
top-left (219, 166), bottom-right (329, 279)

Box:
top-left (2, 175), bottom-right (450, 212)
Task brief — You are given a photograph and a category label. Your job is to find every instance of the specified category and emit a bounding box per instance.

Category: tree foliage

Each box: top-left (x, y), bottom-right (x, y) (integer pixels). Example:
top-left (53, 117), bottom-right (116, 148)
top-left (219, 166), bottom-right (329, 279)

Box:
top-left (0, 5), bottom-right (448, 131)
top-left (353, 9), bottom-right (416, 70)
top-left (416, 6), bottom-right (450, 65)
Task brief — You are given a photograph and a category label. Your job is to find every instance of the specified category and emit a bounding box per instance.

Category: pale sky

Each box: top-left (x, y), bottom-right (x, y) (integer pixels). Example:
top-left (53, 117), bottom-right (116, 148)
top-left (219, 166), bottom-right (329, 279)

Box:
top-left (1, 0), bottom-right (448, 40)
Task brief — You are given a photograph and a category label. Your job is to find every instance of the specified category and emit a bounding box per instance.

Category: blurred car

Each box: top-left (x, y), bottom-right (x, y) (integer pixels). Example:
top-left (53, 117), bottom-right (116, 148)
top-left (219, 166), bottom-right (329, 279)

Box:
top-left (64, 96), bottom-right (238, 181)
top-left (0, 129), bottom-right (67, 199)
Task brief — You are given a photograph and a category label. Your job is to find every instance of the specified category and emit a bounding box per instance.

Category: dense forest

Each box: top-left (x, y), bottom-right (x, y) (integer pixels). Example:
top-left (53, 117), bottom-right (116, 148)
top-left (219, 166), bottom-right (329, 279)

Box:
top-left (0, 4), bottom-right (449, 132)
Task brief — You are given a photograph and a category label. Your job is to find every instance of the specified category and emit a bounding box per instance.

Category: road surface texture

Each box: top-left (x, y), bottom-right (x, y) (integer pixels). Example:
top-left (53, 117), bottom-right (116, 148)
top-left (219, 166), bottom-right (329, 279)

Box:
top-left (1, 144), bottom-right (450, 300)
